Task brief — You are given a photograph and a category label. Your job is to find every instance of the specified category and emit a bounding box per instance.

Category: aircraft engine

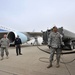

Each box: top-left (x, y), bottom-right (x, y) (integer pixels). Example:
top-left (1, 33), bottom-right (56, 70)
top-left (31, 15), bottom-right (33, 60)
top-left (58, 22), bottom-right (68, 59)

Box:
top-left (7, 31), bottom-right (28, 44)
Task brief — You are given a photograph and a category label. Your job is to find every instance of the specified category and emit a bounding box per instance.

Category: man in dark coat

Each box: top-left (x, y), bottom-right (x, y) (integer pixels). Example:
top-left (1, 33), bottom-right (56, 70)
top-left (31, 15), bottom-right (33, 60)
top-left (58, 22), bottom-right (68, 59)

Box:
top-left (15, 35), bottom-right (22, 56)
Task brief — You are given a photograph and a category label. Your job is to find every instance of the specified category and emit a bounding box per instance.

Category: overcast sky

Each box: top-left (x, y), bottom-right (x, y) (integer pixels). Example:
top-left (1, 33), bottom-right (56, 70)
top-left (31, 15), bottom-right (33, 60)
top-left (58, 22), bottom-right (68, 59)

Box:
top-left (0, 0), bottom-right (75, 32)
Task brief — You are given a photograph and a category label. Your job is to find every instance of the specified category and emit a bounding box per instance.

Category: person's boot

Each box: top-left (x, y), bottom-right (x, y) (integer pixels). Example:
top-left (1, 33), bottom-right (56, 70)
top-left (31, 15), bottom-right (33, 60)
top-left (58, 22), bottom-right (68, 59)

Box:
top-left (56, 60), bottom-right (60, 68)
top-left (6, 56), bottom-right (9, 59)
top-left (1, 57), bottom-right (4, 60)
top-left (47, 62), bottom-right (52, 68)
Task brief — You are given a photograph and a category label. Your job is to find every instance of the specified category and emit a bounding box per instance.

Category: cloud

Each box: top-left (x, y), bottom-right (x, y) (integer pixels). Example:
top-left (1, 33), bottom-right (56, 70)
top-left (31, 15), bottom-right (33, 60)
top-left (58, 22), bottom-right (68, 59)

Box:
top-left (0, 0), bottom-right (75, 32)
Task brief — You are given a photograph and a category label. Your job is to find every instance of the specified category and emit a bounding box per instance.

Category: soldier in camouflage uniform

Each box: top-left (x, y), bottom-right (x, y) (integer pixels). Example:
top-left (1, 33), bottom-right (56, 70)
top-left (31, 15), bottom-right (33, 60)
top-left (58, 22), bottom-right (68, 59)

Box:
top-left (47, 26), bottom-right (62, 68)
top-left (0, 34), bottom-right (9, 60)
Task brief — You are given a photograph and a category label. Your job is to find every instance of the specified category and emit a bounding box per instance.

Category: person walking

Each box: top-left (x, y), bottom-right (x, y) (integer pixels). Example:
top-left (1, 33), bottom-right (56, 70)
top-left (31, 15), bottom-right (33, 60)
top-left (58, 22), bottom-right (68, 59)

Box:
top-left (15, 35), bottom-right (22, 56)
top-left (0, 34), bottom-right (9, 60)
top-left (47, 26), bottom-right (62, 68)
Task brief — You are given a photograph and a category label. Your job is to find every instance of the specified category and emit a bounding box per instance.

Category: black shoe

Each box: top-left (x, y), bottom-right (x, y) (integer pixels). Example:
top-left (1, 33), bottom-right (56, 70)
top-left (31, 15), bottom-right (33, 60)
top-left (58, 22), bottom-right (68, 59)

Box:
top-left (47, 64), bottom-right (52, 68)
top-left (56, 64), bottom-right (60, 68)
top-left (19, 53), bottom-right (22, 55)
top-left (16, 54), bottom-right (18, 56)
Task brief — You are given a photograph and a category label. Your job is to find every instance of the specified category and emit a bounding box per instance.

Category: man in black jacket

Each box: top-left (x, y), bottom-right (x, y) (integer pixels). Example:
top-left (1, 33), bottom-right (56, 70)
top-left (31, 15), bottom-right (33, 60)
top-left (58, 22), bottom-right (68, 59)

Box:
top-left (15, 35), bottom-right (22, 56)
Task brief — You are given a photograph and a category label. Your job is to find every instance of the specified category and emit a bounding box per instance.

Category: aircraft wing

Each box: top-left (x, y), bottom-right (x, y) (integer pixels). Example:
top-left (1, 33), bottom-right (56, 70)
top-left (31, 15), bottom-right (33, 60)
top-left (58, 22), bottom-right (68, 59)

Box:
top-left (23, 32), bottom-right (42, 37)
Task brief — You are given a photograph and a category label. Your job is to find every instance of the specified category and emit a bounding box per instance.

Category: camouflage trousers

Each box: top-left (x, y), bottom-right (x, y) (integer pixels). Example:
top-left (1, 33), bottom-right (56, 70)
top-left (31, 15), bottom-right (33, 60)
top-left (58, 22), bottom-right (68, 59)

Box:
top-left (49, 47), bottom-right (62, 63)
top-left (1, 47), bottom-right (9, 57)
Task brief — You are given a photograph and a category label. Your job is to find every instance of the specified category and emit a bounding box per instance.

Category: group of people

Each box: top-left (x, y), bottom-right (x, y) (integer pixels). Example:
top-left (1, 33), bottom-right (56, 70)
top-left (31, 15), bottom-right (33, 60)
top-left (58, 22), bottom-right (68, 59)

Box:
top-left (0, 26), bottom-right (62, 68)
top-left (0, 34), bottom-right (22, 60)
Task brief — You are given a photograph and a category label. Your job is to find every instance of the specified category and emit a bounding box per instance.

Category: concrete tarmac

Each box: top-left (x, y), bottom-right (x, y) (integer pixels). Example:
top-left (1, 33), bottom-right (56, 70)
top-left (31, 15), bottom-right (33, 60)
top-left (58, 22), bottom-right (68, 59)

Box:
top-left (0, 46), bottom-right (75, 75)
